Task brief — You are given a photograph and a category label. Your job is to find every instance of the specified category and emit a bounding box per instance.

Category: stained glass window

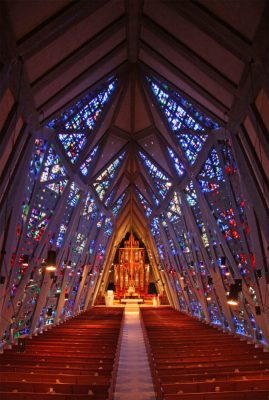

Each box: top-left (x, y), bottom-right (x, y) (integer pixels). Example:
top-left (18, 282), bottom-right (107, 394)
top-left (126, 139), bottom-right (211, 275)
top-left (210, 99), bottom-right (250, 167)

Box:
top-left (135, 189), bottom-right (152, 217)
top-left (93, 152), bottom-right (126, 201)
top-left (104, 217), bottom-right (113, 237)
top-left (82, 191), bottom-right (97, 219)
top-left (47, 78), bottom-right (117, 131)
top-left (198, 148), bottom-right (224, 192)
top-left (47, 78), bottom-right (117, 163)
top-left (55, 182), bottom-right (80, 248)
top-left (166, 192), bottom-right (182, 222)
top-left (139, 151), bottom-right (172, 199)
top-left (112, 192), bottom-right (126, 217)
top-left (80, 145), bottom-right (99, 176)
top-left (58, 133), bottom-right (87, 163)
top-left (146, 76), bottom-right (220, 165)
top-left (105, 189), bottom-right (116, 208)
top-left (167, 147), bottom-right (185, 177)
top-left (40, 146), bottom-right (67, 183)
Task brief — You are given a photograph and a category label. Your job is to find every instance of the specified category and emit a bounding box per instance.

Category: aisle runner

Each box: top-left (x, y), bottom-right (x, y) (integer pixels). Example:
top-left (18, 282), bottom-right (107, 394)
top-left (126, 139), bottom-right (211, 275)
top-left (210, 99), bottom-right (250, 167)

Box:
top-left (114, 305), bottom-right (156, 400)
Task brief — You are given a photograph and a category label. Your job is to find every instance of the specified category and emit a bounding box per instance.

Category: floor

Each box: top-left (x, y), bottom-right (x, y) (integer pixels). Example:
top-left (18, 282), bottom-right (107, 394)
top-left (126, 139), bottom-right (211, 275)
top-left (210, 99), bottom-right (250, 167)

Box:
top-left (114, 304), bottom-right (156, 400)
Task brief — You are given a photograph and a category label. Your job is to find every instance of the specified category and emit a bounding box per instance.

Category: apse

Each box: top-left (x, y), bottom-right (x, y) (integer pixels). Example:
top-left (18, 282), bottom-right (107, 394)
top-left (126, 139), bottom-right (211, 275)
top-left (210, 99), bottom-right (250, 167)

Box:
top-left (0, 0), bottom-right (269, 350)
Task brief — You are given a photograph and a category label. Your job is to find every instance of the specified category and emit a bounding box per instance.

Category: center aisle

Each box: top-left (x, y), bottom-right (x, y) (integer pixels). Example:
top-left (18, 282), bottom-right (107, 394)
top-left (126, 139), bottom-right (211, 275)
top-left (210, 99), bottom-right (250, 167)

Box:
top-left (114, 305), bottom-right (156, 400)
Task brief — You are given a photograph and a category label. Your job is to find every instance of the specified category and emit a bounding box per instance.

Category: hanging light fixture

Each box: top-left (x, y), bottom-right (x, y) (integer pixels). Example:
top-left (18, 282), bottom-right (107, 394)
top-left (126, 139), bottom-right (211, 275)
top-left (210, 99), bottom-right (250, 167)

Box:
top-left (22, 255), bottom-right (29, 266)
top-left (46, 250), bottom-right (57, 271)
top-left (220, 256), bottom-right (226, 268)
top-left (227, 279), bottom-right (242, 306)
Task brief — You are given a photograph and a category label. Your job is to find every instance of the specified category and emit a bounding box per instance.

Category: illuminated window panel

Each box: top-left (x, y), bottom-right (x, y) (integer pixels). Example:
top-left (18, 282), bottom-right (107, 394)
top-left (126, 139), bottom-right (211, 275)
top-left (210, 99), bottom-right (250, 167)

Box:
top-left (30, 139), bottom-right (47, 179)
top-left (112, 192), bottom-right (126, 217)
top-left (67, 182), bottom-right (80, 207)
top-left (21, 139), bottom-right (48, 223)
top-left (83, 191), bottom-right (98, 220)
top-left (146, 76), bottom-right (219, 130)
top-left (46, 180), bottom-right (68, 194)
top-left (40, 146), bottom-right (67, 183)
top-left (176, 132), bottom-right (207, 165)
top-left (167, 147), bottom-right (185, 177)
top-left (55, 182), bottom-right (80, 248)
top-left (47, 78), bottom-right (117, 164)
top-left (104, 217), bottom-right (113, 237)
top-left (185, 181), bottom-right (212, 257)
top-left (47, 78), bottom-right (117, 131)
top-left (135, 189), bottom-right (152, 217)
top-left (198, 148), bottom-right (224, 192)
top-left (166, 191), bottom-right (182, 222)
top-left (185, 180), bottom-right (198, 207)
top-left (146, 76), bottom-right (219, 165)
top-left (139, 151), bottom-right (172, 199)
top-left (27, 208), bottom-right (49, 241)
top-left (58, 133), bottom-right (87, 163)
top-left (150, 217), bottom-right (164, 260)
top-left (73, 233), bottom-right (86, 254)
top-left (160, 213), bottom-right (176, 255)
top-left (80, 145), bottom-right (99, 176)
top-left (105, 189), bottom-right (116, 207)
top-left (93, 152), bottom-right (126, 201)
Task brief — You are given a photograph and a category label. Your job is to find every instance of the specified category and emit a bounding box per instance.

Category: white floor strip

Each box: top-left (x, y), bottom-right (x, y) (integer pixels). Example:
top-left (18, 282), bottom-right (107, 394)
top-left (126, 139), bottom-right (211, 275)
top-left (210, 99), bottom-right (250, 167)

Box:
top-left (114, 305), bottom-right (156, 400)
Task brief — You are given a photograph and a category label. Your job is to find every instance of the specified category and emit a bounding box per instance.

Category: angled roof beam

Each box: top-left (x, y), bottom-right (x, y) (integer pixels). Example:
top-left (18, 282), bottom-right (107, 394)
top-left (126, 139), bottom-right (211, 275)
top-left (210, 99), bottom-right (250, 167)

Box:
top-left (162, 0), bottom-right (252, 63)
top-left (126, 0), bottom-right (143, 63)
top-left (31, 15), bottom-right (126, 93)
top-left (139, 42), bottom-right (229, 116)
top-left (39, 42), bottom-right (127, 121)
top-left (142, 15), bottom-right (238, 95)
top-left (18, 0), bottom-right (110, 59)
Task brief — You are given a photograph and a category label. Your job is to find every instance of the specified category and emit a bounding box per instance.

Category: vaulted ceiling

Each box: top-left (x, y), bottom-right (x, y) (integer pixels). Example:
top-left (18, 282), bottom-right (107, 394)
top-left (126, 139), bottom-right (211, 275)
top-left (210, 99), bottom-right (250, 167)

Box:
top-left (1, 0), bottom-right (269, 340)
top-left (3, 0), bottom-right (268, 238)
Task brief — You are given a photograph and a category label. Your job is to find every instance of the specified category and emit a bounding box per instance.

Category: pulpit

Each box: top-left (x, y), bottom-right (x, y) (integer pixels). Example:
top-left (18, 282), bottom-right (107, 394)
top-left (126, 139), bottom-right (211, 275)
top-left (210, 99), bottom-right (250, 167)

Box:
top-left (114, 232), bottom-right (150, 299)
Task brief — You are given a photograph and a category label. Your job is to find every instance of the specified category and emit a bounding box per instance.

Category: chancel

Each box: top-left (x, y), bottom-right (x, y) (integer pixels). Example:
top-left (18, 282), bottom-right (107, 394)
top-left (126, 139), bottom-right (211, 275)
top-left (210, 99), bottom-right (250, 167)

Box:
top-left (113, 232), bottom-right (150, 302)
top-left (0, 1), bottom-right (269, 399)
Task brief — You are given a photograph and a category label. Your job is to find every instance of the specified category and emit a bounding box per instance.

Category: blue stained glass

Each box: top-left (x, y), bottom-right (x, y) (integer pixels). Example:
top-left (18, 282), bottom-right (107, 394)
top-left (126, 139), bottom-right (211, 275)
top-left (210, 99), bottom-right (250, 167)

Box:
top-left (47, 78), bottom-right (117, 165)
top-left (80, 145), bottom-right (99, 176)
top-left (82, 191), bottom-right (98, 220)
top-left (47, 78), bottom-right (117, 131)
top-left (166, 192), bottom-right (182, 222)
top-left (67, 182), bottom-right (80, 207)
top-left (40, 146), bottom-right (67, 183)
top-left (104, 217), bottom-right (113, 237)
top-left (176, 132), bottom-right (207, 165)
top-left (112, 192), bottom-right (126, 217)
top-left (58, 133), bottom-right (87, 163)
top-left (105, 189), bottom-right (116, 207)
top-left (139, 151), bottom-right (172, 199)
top-left (136, 189), bottom-right (152, 217)
top-left (198, 148), bottom-right (224, 192)
top-left (56, 224), bottom-right (67, 248)
top-left (167, 147), bottom-right (185, 177)
top-left (146, 76), bottom-right (219, 165)
top-left (185, 181), bottom-right (198, 207)
top-left (29, 139), bottom-right (47, 179)
top-left (146, 76), bottom-right (219, 130)
top-left (93, 152), bottom-right (126, 201)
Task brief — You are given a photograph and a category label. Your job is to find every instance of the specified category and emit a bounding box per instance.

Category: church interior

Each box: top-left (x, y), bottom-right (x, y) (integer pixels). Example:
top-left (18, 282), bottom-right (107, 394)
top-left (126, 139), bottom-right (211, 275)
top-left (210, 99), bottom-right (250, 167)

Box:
top-left (0, 0), bottom-right (269, 399)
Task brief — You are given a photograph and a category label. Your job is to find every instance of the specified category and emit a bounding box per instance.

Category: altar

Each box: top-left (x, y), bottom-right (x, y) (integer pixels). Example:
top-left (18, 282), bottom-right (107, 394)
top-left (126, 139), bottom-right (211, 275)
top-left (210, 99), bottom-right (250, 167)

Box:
top-left (113, 232), bottom-right (150, 300)
top-left (120, 298), bottom-right (144, 304)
